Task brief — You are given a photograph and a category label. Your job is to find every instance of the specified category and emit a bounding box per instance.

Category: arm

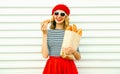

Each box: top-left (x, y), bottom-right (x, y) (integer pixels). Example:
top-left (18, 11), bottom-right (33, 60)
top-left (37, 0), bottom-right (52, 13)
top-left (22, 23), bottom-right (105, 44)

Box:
top-left (41, 19), bottom-right (50, 58)
top-left (41, 34), bottom-right (49, 58)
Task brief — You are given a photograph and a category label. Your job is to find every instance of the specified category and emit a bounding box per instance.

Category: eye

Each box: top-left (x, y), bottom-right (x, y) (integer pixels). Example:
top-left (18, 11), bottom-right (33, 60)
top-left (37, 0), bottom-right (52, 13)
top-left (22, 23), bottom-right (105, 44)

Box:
top-left (54, 12), bottom-right (59, 15)
top-left (60, 13), bottom-right (65, 16)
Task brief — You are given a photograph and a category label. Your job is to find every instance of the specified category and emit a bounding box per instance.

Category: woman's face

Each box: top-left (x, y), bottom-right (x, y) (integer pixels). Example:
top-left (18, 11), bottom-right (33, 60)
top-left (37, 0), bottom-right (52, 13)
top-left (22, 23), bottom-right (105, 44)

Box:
top-left (53, 10), bottom-right (66, 24)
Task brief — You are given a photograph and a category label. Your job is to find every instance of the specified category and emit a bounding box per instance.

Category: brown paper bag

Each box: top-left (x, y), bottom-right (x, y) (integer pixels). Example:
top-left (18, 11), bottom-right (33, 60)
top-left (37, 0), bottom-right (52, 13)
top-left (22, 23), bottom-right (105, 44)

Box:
top-left (60, 30), bottom-right (82, 60)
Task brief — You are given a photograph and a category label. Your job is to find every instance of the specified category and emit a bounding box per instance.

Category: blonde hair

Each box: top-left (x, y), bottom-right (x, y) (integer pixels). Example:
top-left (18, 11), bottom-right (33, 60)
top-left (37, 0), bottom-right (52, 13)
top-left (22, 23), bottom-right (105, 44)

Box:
top-left (50, 15), bottom-right (69, 30)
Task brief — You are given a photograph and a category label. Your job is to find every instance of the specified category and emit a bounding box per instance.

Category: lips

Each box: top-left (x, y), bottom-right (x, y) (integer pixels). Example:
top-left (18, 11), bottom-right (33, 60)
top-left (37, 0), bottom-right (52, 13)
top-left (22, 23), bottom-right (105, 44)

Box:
top-left (56, 18), bottom-right (62, 21)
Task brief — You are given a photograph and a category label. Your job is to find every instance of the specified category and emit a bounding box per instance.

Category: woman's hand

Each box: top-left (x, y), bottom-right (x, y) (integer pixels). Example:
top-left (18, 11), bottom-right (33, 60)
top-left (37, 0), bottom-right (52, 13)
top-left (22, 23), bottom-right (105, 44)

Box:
top-left (41, 19), bottom-right (50, 35)
top-left (62, 47), bottom-right (81, 60)
top-left (62, 47), bottom-right (76, 55)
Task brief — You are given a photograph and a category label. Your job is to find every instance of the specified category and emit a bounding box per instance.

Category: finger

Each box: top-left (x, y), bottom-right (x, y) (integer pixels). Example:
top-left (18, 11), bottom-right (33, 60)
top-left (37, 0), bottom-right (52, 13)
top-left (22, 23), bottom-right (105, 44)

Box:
top-left (41, 22), bottom-right (44, 27)
top-left (41, 28), bottom-right (44, 31)
top-left (64, 48), bottom-right (68, 51)
top-left (41, 24), bottom-right (47, 29)
top-left (62, 47), bottom-right (65, 50)
top-left (44, 24), bottom-right (48, 29)
top-left (43, 27), bottom-right (46, 31)
top-left (41, 25), bottom-right (43, 29)
top-left (41, 26), bottom-right (47, 30)
top-left (41, 25), bottom-right (45, 30)
top-left (42, 23), bottom-right (48, 29)
top-left (68, 47), bottom-right (72, 49)
top-left (41, 24), bottom-right (44, 30)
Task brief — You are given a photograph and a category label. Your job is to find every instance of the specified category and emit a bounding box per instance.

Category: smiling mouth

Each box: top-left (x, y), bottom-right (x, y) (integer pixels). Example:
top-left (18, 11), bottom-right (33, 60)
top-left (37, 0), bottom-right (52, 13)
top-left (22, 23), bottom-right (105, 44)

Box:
top-left (56, 18), bottom-right (62, 21)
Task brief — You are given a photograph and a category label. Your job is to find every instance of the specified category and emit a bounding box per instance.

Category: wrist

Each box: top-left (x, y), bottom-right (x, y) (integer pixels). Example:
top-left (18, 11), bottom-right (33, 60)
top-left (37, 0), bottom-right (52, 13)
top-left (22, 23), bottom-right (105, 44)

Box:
top-left (42, 34), bottom-right (47, 38)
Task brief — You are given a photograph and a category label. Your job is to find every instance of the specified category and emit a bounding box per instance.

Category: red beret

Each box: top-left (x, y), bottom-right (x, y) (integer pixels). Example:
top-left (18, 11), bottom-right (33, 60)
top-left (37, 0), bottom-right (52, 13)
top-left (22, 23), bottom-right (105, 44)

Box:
top-left (52, 4), bottom-right (70, 15)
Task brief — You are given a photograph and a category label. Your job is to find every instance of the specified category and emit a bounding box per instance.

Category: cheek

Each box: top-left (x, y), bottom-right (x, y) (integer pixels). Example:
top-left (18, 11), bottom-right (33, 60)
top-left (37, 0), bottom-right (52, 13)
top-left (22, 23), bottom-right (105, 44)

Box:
top-left (62, 17), bottom-right (66, 21)
top-left (53, 15), bottom-right (57, 18)
top-left (60, 19), bottom-right (65, 22)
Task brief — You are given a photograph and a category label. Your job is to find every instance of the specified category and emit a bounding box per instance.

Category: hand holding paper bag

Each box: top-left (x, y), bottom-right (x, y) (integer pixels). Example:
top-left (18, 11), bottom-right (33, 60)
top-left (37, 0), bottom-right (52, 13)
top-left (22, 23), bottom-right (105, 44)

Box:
top-left (60, 24), bottom-right (82, 60)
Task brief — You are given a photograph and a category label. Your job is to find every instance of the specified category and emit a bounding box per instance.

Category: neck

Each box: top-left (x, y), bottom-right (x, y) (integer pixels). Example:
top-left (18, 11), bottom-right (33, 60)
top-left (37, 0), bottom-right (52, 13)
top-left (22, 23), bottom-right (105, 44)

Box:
top-left (55, 23), bottom-right (64, 30)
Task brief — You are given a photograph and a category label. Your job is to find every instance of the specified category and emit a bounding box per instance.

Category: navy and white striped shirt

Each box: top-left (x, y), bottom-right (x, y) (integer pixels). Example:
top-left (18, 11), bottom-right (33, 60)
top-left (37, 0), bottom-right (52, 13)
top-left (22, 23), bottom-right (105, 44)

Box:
top-left (47, 29), bottom-right (79, 56)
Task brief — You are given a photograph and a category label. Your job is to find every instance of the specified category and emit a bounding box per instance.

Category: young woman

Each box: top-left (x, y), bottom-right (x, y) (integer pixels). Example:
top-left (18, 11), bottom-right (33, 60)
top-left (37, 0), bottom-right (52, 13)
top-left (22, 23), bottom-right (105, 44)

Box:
top-left (41, 4), bottom-right (81, 74)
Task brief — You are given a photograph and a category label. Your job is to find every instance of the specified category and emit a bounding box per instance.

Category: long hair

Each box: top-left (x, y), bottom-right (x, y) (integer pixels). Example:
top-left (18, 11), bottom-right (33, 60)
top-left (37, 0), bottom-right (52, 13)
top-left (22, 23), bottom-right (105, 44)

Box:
top-left (50, 15), bottom-right (69, 30)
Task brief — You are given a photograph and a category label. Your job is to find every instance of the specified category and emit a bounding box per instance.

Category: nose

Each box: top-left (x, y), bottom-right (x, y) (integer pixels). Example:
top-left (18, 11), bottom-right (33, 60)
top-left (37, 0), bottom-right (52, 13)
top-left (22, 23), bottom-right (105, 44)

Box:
top-left (58, 14), bottom-right (61, 17)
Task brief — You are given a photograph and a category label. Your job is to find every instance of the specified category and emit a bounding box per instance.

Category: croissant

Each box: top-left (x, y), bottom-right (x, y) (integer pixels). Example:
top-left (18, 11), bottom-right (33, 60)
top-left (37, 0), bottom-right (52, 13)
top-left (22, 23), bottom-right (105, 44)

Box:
top-left (43, 19), bottom-right (50, 23)
top-left (77, 28), bottom-right (82, 36)
top-left (66, 25), bottom-right (72, 31)
top-left (72, 24), bottom-right (77, 32)
top-left (66, 24), bottom-right (82, 36)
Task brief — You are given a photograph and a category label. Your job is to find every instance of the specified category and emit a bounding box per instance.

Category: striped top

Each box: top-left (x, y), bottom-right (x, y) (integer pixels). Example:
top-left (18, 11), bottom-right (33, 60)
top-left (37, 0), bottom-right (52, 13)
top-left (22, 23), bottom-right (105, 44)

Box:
top-left (47, 29), bottom-right (79, 56)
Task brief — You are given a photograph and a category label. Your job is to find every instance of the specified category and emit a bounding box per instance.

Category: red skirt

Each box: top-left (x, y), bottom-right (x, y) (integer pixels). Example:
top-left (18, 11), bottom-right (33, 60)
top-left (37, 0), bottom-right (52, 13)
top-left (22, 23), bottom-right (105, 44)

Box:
top-left (43, 56), bottom-right (78, 74)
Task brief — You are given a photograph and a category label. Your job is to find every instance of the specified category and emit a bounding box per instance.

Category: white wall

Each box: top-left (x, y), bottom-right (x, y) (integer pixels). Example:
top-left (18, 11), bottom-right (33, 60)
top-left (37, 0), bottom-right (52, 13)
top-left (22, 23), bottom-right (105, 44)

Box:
top-left (0, 0), bottom-right (120, 74)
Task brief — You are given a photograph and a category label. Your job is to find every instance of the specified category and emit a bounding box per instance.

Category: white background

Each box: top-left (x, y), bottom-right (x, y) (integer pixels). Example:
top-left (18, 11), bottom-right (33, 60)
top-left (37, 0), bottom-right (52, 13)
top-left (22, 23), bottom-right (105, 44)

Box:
top-left (0, 0), bottom-right (120, 74)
